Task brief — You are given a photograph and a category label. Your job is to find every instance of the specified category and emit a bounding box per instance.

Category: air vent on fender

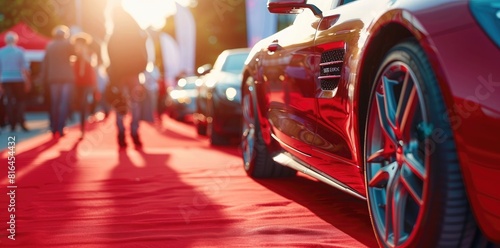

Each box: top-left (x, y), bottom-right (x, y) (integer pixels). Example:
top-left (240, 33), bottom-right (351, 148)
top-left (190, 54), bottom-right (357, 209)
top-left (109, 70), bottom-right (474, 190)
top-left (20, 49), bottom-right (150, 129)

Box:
top-left (319, 49), bottom-right (345, 91)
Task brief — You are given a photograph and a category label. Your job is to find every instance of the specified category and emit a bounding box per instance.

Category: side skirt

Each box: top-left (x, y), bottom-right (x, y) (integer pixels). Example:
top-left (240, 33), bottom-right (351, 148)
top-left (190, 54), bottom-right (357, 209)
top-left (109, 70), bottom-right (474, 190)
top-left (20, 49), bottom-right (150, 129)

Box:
top-left (273, 152), bottom-right (367, 201)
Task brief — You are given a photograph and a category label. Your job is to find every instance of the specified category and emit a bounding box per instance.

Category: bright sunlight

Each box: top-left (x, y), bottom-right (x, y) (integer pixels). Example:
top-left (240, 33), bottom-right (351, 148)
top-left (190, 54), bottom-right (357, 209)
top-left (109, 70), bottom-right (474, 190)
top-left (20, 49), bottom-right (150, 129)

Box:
top-left (121, 0), bottom-right (193, 29)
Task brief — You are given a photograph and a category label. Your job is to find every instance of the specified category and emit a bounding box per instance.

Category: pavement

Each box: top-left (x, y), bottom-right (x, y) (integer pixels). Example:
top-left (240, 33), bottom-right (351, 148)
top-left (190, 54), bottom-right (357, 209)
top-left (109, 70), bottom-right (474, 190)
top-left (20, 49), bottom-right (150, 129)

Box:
top-left (0, 111), bottom-right (94, 151)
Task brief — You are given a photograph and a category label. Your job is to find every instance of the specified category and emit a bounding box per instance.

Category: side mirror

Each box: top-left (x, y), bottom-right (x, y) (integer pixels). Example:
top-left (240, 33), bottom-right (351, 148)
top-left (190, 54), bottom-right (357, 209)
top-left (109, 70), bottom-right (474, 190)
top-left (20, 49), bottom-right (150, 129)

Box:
top-left (197, 64), bottom-right (213, 76)
top-left (267, 0), bottom-right (322, 17)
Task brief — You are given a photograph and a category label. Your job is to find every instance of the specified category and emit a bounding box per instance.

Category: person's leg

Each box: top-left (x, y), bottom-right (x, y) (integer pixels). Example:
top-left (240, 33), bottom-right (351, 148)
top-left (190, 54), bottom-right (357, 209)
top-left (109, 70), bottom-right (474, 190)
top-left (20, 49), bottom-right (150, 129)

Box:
top-left (116, 110), bottom-right (127, 148)
top-left (4, 83), bottom-right (16, 131)
top-left (57, 83), bottom-right (73, 135)
top-left (128, 78), bottom-right (143, 147)
top-left (114, 84), bottom-right (127, 148)
top-left (74, 85), bottom-right (85, 134)
top-left (12, 83), bottom-right (28, 131)
top-left (130, 98), bottom-right (142, 147)
top-left (82, 86), bottom-right (94, 135)
top-left (49, 84), bottom-right (61, 134)
top-left (0, 93), bottom-right (6, 128)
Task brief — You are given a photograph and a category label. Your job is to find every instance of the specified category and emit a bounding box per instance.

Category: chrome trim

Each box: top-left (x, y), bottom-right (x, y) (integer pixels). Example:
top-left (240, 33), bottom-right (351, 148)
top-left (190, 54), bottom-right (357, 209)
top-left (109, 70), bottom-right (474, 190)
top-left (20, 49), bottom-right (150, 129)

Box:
top-left (318, 75), bottom-right (341, 80)
top-left (319, 61), bottom-right (343, 66)
top-left (318, 88), bottom-right (338, 99)
top-left (271, 133), bottom-right (311, 157)
top-left (311, 147), bottom-right (357, 167)
top-left (273, 152), bottom-right (367, 200)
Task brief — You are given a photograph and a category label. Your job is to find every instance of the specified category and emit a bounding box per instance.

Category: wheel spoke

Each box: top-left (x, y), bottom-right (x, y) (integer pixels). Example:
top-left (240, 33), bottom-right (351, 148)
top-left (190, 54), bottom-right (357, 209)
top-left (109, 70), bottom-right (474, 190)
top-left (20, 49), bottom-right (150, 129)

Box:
top-left (404, 153), bottom-right (426, 180)
top-left (382, 162), bottom-right (397, 242)
top-left (391, 176), bottom-right (407, 246)
top-left (369, 168), bottom-right (390, 188)
top-left (382, 76), bottom-right (399, 129)
top-left (396, 73), bottom-right (418, 139)
top-left (376, 91), bottom-right (398, 146)
top-left (367, 148), bottom-right (393, 163)
top-left (369, 162), bottom-right (397, 188)
top-left (400, 167), bottom-right (423, 206)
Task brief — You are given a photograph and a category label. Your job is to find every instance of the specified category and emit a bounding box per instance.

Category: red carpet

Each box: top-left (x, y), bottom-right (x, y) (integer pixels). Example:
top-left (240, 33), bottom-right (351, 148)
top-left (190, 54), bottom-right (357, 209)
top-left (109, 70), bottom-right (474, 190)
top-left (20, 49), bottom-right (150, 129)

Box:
top-left (0, 114), bottom-right (377, 247)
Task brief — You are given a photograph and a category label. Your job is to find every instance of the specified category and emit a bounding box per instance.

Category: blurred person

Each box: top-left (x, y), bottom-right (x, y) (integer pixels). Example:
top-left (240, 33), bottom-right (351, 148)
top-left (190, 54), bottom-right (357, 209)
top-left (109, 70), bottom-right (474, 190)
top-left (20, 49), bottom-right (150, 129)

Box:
top-left (107, 6), bottom-right (150, 148)
top-left (0, 94), bottom-right (6, 128)
top-left (71, 32), bottom-right (96, 139)
top-left (143, 63), bottom-right (160, 116)
top-left (0, 31), bottom-right (31, 132)
top-left (39, 25), bottom-right (75, 138)
top-left (157, 75), bottom-right (167, 117)
top-left (94, 64), bottom-right (110, 118)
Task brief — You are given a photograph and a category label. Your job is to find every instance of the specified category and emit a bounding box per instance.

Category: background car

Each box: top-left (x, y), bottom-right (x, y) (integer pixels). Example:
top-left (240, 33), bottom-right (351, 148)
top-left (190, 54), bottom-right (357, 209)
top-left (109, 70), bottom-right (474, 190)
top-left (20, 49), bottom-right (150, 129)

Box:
top-left (241, 0), bottom-right (500, 247)
top-left (195, 48), bottom-right (250, 145)
top-left (166, 76), bottom-right (199, 121)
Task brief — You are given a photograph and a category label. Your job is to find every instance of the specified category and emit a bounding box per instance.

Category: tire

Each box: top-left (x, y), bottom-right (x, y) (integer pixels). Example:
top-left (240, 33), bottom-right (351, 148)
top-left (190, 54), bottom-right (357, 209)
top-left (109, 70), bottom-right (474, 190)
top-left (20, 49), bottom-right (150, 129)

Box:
top-left (196, 122), bottom-right (207, 136)
top-left (364, 39), bottom-right (481, 247)
top-left (208, 111), bottom-right (229, 146)
top-left (195, 96), bottom-right (207, 136)
top-left (241, 76), bottom-right (296, 178)
top-left (169, 110), bottom-right (183, 122)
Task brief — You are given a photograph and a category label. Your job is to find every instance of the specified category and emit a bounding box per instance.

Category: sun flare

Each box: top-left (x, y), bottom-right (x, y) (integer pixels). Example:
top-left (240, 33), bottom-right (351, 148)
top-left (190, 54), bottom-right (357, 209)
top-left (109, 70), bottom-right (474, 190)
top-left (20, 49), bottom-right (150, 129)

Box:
top-left (121, 0), bottom-right (177, 29)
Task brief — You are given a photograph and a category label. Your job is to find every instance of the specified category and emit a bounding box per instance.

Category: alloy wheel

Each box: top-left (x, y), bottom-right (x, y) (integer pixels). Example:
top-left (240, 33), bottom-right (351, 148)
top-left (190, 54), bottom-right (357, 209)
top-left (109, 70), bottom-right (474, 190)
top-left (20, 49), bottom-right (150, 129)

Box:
top-left (242, 84), bottom-right (256, 171)
top-left (366, 61), bottom-right (429, 247)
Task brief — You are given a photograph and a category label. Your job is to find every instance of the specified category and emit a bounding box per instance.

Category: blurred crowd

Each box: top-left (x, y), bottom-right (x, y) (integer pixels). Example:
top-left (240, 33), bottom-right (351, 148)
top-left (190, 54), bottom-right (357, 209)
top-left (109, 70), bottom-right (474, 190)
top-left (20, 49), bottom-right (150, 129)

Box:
top-left (0, 5), bottom-right (164, 149)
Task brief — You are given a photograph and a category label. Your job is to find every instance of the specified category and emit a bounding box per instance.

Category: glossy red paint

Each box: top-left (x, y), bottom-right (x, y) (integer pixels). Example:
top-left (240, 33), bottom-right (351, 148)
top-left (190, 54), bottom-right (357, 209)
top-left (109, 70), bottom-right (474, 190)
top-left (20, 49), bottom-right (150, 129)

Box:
top-left (243, 0), bottom-right (500, 244)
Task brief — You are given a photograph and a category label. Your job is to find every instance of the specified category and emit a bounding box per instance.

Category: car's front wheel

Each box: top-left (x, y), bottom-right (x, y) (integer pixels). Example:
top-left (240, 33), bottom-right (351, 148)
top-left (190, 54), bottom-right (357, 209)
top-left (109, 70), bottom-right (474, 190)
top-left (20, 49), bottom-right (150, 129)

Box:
top-left (241, 76), bottom-right (296, 178)
top-left (365, 40), bottom-right (480, 247)
top-left (208, 100), bottom-right (229, 146)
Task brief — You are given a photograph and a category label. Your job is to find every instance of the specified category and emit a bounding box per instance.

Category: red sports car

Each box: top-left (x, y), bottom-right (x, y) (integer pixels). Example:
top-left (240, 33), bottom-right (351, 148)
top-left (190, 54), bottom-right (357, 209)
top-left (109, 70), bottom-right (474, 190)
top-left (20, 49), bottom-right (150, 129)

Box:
top-left (240, 0), bottom-right (500, 247)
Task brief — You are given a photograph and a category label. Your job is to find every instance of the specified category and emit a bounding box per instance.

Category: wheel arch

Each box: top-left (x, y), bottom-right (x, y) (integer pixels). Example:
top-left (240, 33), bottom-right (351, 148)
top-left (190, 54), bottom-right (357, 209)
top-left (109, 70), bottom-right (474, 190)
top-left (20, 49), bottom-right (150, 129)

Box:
top-left (241, 67), bottom-right (282, 152)
top-left (356, 22), bottom-right (415, 168)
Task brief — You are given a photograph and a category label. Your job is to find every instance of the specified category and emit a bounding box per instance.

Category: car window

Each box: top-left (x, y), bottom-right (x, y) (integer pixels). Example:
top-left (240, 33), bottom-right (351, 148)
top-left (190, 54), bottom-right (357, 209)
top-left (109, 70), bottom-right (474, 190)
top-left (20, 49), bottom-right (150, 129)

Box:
top-left (221, 53), bottom-right (249, 73)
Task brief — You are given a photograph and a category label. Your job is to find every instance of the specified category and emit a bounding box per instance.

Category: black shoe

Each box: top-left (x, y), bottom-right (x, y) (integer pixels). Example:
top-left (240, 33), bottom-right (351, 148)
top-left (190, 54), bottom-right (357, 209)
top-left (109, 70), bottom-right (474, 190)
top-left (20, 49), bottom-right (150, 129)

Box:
top-left (131, 134), bottom-right (142, 148)
top-left (118, 133), bottom-right (127, 148)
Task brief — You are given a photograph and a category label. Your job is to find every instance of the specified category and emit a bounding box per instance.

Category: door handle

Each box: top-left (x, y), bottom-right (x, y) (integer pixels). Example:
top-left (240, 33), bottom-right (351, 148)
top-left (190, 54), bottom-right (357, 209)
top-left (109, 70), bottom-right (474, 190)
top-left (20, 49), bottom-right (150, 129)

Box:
top-left (268, 40), bottom-right (280, 52)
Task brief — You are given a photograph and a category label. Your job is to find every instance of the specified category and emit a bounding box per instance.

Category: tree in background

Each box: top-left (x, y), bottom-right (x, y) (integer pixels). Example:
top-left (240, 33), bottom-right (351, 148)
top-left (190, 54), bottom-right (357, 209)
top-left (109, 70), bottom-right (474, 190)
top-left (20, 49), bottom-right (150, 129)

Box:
top-left (0, 0), bottom-right (70, 37)
top-left (180, 0), bottom-right (247, 69)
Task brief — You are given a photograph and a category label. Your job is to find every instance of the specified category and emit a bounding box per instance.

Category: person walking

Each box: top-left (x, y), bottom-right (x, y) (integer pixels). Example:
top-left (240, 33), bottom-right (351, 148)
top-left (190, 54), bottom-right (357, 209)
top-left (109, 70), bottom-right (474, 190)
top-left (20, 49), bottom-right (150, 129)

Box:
top-left (39, 25), bottom-right (75, 138)
top-left (72, 32), bottom-right (96, 139)
top-left (0, 31), bottom-right (31, 132)
top-left (107, 6), bottom-right (150, 149)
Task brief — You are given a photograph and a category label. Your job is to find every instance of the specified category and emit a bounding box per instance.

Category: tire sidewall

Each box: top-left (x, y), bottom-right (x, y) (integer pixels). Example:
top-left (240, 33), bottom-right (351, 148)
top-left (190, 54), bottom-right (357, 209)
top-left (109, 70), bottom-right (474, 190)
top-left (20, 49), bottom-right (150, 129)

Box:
top-left (242, 76), bottom-right (259, 175)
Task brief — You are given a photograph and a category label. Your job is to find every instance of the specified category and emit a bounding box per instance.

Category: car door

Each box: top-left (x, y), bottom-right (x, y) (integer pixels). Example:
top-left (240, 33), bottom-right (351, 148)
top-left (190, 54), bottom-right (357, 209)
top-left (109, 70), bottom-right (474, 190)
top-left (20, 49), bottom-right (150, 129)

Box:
top-left (308, 0), bottom-right (378, 194)
top-left (262, 0), bottom-right (335, 162)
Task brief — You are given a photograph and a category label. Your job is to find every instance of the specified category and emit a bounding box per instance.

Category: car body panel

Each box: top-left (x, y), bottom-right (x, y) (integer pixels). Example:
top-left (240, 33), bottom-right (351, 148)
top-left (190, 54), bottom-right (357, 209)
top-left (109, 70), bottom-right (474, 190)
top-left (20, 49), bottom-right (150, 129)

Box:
top-left (307, 0), bottom-right (384, 195)
top-left (421, 15), bottom-right (500, 240)
top-left (262, 19), bottom-right (320, 161)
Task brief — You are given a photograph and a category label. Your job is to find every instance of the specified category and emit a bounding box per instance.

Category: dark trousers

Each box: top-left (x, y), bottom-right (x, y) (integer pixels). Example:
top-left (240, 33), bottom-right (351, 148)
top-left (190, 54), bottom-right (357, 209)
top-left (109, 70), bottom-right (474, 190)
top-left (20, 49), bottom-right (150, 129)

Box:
top-left (74, 85), bottom-right (93, 132)
top-left (0, 94), bottom-right (6, 127)
top-left (49, 83), bottom-right (72, 134)
top-left (3, 82), bottom-right (26, 129)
